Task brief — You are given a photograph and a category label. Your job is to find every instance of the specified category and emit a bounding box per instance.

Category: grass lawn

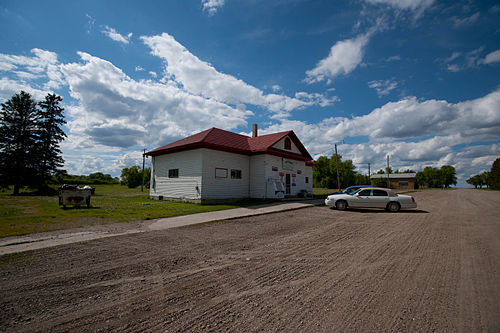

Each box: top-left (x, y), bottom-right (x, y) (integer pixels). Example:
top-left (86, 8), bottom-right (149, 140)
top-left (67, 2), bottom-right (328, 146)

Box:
top-left (0, 185), bottom-right (258, 238)
top-left (313, 187), bottom-right (336, 198)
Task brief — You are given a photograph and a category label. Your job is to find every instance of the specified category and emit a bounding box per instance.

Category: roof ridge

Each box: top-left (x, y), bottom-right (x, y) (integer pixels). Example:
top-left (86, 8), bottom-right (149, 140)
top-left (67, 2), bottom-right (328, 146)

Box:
top-left (248, 130), bottom-right (291, 138)
top-left (211, 127), bottom-right (251, 138)
top-left (201, 127), bottom-right (217, 140)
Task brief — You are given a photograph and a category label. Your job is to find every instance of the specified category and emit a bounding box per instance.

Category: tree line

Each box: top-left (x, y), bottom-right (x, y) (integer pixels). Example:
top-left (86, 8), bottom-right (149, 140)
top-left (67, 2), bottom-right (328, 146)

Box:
top-left (120, 166), bottom-right (151, 188)
top-left (466, 158), bottom-right (500, 190)
top-left (415, 165), bottom-right (457, 188)
top-left (57, 171), bottom-right (119, 185)
top-left (313, 154), bottom-right (458, 189)
top-left (0, 91), bottom-right (66, 195)
top-left (313, 154), bottom-right (369, 189)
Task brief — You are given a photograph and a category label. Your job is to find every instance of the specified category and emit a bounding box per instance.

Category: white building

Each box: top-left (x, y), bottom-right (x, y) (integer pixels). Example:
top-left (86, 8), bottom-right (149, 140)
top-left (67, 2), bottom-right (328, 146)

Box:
top-left (146, 125), bottom-right (314, 203)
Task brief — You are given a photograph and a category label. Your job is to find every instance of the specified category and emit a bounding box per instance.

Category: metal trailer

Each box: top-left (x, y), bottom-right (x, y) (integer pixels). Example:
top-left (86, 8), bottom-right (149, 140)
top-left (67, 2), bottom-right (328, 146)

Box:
top-left (58, 186), bottom-right (92, 208)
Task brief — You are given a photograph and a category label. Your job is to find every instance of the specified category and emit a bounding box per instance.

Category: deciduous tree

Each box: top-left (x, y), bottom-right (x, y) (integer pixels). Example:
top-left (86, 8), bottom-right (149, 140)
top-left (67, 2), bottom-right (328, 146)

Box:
top-left (313, 154), bottom-right (357, 189)
top-left (121, 166), bottom-right (150, 188)
top-left (417, 165), bottom-right (456, 188)
top-left (440, 165), bottom-right (457, 188)
top-left (490, 158), bottom-right (500, 190)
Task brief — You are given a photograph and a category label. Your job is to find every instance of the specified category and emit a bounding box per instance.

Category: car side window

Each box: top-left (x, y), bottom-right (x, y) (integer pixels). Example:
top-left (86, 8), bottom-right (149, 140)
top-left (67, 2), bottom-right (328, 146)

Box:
top-left (373, 190), bottom-right (388, 196)
top-left (358, 189), bottom-right (371, 196)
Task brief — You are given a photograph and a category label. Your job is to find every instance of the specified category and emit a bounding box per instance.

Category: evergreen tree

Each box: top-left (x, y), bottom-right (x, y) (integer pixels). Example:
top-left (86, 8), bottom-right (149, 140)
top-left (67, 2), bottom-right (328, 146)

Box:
top-left (0, 91), bottom-right (39, 195)
top-left (36, 93), bottom-right (66, 191)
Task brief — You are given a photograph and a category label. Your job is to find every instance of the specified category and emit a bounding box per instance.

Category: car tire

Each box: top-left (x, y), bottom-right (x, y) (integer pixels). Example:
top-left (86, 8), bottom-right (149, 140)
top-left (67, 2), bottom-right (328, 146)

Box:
top-left (387, 202), bottom-right (400, 212)
top-left (335, 200), bottom-right (347, 211)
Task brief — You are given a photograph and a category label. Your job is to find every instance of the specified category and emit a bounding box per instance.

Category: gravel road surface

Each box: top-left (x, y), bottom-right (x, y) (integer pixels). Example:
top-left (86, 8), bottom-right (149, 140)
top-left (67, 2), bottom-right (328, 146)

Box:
top-left (1, 189), bottom-right (499, 332)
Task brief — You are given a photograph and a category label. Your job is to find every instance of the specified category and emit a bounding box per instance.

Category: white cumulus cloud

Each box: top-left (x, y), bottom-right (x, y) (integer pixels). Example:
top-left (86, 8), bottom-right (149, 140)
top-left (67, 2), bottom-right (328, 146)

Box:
top-left (60, 51), bottom-right (250, 149)
top-left (141, 32), bottom-right (335, 115)
top-left (480, 50), bottom-right (500, 65)
top-left (0, 48), bottom-right (63, 94)
top-left (202, 0), bottom-right (226, 15)
top-left (102, 26), bottom-right (133, 44)
top-left (305, 33), bottom-right (370, 84)
top-left (259, 88), bottom-right (500, 185)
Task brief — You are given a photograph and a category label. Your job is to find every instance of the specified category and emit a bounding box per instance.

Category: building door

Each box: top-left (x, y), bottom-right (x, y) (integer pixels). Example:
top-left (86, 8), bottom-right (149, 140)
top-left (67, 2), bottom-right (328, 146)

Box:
top-left (285, 173), bottom-right (291, 195)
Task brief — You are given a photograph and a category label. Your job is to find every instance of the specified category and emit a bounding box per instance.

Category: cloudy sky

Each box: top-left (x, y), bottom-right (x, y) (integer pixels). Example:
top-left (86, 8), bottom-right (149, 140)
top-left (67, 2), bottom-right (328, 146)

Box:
top-left (1, 0), bottom-right (499, 186)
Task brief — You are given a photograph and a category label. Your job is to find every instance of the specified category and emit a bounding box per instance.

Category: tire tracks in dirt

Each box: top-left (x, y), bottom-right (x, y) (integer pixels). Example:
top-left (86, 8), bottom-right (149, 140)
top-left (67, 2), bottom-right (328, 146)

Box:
top-left (1, 189), bottom-right (499, 332)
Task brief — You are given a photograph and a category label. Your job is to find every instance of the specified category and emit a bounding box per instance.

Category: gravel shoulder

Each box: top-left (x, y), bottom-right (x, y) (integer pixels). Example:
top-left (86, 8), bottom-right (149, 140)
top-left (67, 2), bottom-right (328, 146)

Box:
top-left (1, 189), bottom-right (499, 332)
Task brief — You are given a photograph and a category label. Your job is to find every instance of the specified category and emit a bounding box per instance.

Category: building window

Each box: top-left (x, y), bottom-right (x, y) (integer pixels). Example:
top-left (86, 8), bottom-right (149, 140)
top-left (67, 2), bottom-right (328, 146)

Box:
top-left (284, 137), bottom-right (291, 150)
top-left (399, 181), bottom-right (409, 187)
top-left (272, 166), bottom-right (278, 171)
top-left (168, 169), bottom-right (179, 178)
top-left (215, 168), bottom-right (228, 178)
top-left (297, 169), bottom-right (302, 174)
top-left (231, 169), bottom-right (242, 179)
top-left (305, 177), bottom-right (309, 184)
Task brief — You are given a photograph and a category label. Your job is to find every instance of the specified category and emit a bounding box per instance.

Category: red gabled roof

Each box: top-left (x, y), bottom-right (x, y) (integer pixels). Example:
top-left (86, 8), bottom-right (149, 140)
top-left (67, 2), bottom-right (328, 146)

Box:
top-left (146, 127), bottom-right (313, 161)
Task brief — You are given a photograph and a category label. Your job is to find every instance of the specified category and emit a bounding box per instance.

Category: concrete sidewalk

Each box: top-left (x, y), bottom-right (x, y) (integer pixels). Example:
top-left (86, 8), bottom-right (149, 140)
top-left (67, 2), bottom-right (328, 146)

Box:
top-left (0, 199), bottom-right (324, 256)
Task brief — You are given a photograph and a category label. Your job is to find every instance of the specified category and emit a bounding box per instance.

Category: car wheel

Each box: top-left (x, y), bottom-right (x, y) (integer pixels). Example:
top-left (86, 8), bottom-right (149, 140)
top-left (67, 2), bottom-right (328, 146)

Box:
top-left (387, 202), bottom-right (400, 212)
top-left (335, 200), bottom-right (347, 211)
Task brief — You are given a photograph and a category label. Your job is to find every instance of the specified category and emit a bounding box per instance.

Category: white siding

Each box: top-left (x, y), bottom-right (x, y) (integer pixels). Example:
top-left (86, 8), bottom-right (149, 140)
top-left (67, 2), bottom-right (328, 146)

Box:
top-left (149, 147), bottom-right (313, 201)
top-left (264, 156), bottom-right (313, 196)
top-left (201, 149), bottom-right (250, 199)
top-left (304, 165), bottom-right (313, 192)
top-left (249, 155), bottom-right (266, 198)
top-left (150, 150), bottom-right (202, 200)
top-left (272, 136), bottom-right (301, 154)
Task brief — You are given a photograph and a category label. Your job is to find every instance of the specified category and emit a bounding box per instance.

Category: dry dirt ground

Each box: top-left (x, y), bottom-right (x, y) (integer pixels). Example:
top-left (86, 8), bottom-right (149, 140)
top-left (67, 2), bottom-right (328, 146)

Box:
top-left (1, 189), bottom-right (499, 332)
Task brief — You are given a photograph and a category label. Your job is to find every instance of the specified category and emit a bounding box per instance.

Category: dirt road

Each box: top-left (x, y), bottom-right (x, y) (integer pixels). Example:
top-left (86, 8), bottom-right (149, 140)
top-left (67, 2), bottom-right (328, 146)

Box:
top-left (1, 189), bottom-right (499, 332)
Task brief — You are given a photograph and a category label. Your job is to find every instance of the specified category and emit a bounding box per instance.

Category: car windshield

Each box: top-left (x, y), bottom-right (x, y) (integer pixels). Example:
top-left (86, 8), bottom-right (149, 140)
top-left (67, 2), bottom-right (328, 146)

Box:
top-left (348, 188), bottom-right (363, 195)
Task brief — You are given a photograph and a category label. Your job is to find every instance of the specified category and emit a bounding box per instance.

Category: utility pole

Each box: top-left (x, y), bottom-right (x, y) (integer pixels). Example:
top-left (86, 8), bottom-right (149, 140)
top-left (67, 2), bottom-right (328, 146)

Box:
top-left (335, 143), bottom-right (340, 191)
top-left (386, 155), bottom-right (390, 188)
top-left (141, 149), bottom-right (146, 192)
top-left (368, 162), bottom-right (371, 182)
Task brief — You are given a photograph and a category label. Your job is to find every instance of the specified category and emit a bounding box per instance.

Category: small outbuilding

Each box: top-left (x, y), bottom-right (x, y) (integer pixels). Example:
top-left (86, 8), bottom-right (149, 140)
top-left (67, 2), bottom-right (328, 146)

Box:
top-left (370, 173), bottom-right (417, 190)
top-left (145, 125), bottom-right (314, 203)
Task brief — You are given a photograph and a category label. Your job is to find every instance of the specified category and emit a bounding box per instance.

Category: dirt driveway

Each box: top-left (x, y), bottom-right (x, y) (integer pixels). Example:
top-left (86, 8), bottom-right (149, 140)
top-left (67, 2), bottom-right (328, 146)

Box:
top-left (1, 189), bottom-right (499, 332)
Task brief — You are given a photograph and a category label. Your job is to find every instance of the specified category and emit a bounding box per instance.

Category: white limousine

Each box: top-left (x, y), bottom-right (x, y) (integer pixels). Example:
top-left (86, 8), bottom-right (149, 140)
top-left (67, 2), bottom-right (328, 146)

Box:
top-left (325, 187), bottom-right (417, 212)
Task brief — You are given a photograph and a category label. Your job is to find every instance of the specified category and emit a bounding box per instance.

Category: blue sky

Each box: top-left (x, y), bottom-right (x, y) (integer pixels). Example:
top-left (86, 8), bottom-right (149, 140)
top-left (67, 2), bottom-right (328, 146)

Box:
top-left (1, 0), bottom-right (499, 186)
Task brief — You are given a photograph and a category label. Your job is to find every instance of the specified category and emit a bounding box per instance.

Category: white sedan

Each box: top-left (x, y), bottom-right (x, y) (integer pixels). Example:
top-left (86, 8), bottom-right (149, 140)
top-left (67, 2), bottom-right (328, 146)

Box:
top-left (324, 187), bottom-right (417, 212)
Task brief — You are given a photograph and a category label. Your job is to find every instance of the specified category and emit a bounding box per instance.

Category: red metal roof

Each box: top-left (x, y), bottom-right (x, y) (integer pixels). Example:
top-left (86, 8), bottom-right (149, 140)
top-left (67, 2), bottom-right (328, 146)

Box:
top-left (146, 127), bottom-right (313, 161)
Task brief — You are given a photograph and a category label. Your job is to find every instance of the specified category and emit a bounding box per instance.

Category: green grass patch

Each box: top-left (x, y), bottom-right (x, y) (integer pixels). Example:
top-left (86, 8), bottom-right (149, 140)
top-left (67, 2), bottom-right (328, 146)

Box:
top-left (313, 187), bottom-right (336, 199)
top-left (0, 184), bottom-right (262, 238)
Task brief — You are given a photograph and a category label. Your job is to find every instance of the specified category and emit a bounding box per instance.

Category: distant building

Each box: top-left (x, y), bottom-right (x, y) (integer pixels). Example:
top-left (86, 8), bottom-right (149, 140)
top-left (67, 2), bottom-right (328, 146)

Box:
top-left (370, 173), bottom-right (417, 190)
top-left (145, 125), bottom-right (314, 203)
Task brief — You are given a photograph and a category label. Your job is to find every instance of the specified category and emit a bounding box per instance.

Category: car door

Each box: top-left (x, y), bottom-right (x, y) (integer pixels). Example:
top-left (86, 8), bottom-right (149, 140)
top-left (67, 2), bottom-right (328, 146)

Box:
top-left (371, 189), bottom-right (390, 208)
top-left (349, 189), bottom-right (372, 208)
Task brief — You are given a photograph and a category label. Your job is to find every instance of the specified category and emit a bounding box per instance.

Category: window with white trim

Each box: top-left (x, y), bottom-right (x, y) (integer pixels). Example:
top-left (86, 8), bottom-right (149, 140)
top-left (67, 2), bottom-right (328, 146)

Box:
top-left (215, 168), bottom-right (228, 178)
